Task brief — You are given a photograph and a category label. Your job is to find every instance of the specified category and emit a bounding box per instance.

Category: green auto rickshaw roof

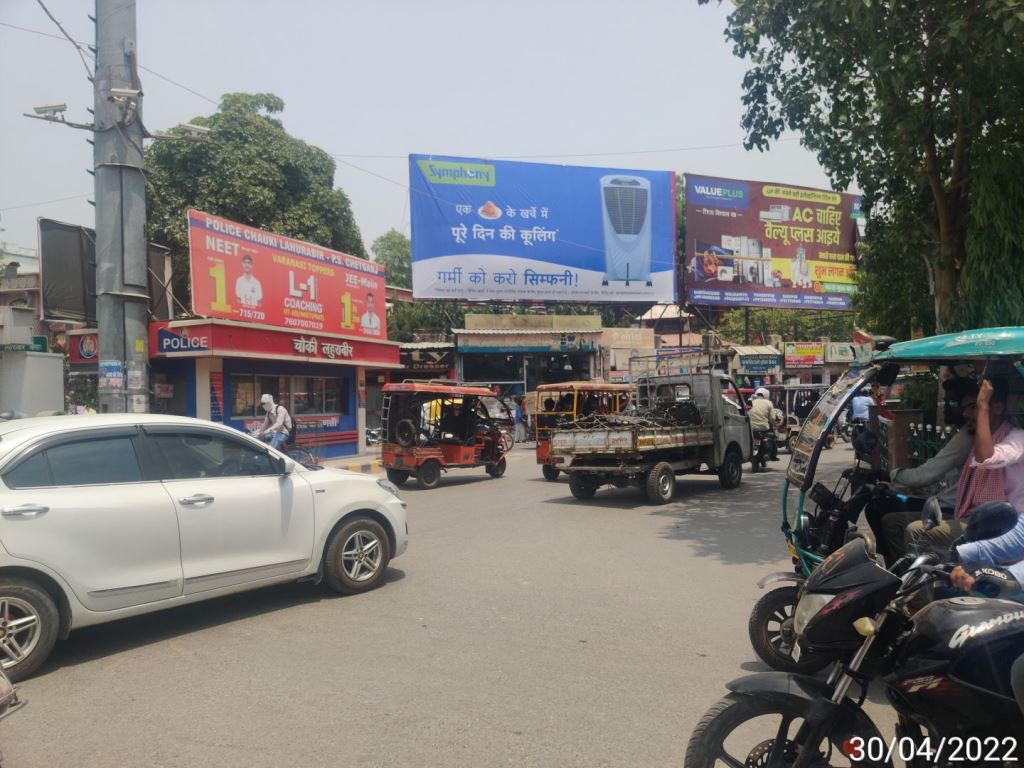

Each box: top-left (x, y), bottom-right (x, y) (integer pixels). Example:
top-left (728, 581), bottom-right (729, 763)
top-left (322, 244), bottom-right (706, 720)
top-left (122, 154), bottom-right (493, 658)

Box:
top-left (872, 327), bottom-right (1024, 363)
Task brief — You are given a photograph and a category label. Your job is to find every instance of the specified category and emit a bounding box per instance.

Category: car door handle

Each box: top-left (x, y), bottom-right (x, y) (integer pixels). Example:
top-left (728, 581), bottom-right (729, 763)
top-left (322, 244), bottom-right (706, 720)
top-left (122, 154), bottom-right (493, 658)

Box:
top-left (1, 504), bottom-right (49, 518)
top-left (178, 494), bottom-right (215, 506)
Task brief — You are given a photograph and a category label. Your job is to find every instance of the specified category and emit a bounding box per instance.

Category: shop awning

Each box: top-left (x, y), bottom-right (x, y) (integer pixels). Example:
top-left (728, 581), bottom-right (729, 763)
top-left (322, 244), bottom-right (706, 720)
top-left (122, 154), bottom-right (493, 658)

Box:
top-left (731, 345), bottom-right (781, 357)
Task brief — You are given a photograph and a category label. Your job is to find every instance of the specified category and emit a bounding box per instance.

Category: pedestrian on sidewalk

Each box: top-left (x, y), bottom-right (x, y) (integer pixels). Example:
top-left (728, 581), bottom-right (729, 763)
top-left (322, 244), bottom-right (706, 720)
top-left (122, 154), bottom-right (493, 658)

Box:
top-left (514, 398), bottom-right (527, 444)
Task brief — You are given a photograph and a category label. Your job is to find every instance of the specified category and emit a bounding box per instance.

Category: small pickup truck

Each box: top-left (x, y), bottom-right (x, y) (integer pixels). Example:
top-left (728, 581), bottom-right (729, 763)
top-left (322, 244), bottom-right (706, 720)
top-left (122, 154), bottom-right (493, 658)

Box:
top-left (549, 370), bottom-right (753, 504)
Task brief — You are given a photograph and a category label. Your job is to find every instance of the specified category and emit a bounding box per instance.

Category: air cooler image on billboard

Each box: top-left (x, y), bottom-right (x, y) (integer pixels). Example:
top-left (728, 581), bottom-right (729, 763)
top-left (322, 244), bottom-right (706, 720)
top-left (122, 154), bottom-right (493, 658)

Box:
top-left (600, 175), bottom-right (653, 286)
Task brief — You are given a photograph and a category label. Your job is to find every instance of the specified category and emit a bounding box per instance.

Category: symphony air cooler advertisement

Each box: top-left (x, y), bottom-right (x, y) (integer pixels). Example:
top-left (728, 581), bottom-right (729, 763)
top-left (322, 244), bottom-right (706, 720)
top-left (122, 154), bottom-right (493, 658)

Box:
top-left (409, 154), bottom-right (677, 302)
top-left (684, 175), bottom-right (861, 310)
top-left (187, 210), bottom-right (387, 339)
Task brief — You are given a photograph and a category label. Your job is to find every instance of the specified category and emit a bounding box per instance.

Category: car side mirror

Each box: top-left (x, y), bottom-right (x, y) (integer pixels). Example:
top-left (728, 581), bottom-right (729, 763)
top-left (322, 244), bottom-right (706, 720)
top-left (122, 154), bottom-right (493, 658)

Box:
top-left (271, 455), bottom-right (291, 475)
top-left (963, 501), bottom-right (1019, 543)
top-left (921, 497), bottom-right (943, 531)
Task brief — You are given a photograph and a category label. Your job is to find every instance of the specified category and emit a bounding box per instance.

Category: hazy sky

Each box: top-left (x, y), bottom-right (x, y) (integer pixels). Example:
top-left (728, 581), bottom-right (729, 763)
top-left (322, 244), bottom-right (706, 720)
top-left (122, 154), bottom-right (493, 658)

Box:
top-left (0, 0), bottom-right (842, 253)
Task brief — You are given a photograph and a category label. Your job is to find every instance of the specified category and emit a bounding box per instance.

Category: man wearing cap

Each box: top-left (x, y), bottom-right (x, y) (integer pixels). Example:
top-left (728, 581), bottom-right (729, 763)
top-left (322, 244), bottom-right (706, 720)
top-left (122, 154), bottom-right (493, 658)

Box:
top-left (235, 254), bottom-right (263, 307)
top-left (864, 376), bottom-right (976, 565)
top-left (258, 394), bottom-right (292, 450)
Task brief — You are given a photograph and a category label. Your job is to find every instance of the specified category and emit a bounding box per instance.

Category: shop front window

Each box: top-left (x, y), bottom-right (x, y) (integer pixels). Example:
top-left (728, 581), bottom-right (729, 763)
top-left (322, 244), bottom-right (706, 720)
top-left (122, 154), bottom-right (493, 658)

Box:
top-left (231, 376), bottom-right (256, 418)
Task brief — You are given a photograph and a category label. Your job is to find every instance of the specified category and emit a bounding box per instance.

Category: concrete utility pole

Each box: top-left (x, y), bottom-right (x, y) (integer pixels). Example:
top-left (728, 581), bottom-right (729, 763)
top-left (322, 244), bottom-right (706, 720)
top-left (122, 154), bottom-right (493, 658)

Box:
top-left (93, 0), bottom-right (149, 413)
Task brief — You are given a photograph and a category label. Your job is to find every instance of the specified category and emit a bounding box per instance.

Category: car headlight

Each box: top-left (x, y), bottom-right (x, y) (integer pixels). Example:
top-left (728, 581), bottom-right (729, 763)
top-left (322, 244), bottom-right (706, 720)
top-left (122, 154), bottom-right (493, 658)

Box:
top-left (793, 593), bottom-right (835, 636)
top-left (377, 477), bottom-right (402, 500)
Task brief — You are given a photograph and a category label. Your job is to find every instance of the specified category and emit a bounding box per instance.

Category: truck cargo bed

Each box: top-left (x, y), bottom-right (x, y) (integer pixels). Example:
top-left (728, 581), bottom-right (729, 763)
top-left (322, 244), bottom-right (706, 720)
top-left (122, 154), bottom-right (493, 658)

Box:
top-left (550, 425), bottom-right (714, 455)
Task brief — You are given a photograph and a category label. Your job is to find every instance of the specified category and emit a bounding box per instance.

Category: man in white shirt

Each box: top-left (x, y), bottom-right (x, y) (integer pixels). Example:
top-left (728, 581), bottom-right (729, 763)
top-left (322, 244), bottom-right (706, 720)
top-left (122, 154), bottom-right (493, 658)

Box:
top-left (360, 292), bottom-right (381, 335)
top-left (235, 255), bottom-right (263, 307)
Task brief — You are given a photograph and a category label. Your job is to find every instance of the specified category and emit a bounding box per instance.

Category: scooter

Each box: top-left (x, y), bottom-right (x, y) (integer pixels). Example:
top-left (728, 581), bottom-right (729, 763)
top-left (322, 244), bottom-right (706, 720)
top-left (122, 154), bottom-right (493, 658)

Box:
top-left (687, 502), bottom-right (1024, 768)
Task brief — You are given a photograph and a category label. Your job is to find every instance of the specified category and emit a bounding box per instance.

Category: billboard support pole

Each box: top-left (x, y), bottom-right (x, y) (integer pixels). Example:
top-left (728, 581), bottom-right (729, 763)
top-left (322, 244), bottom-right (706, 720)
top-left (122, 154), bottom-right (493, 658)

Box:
top-left (94, 0), bottom-right (148, 413)
top-left (744, 307), bottom-right (751, 344)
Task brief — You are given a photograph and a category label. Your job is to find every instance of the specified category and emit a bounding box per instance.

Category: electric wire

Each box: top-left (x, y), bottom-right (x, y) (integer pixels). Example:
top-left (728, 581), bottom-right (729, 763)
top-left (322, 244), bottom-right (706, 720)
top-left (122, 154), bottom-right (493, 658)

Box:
top-left (32, 0), bottom-right (93, 79)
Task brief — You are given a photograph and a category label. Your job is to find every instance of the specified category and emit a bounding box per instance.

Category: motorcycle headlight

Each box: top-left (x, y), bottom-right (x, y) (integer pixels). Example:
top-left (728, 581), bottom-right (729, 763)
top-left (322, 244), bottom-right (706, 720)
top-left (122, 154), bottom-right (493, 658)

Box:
top-left (793, 593), bottom-right (835, 636)
top-left (377, 478), bottom-right (403, 500)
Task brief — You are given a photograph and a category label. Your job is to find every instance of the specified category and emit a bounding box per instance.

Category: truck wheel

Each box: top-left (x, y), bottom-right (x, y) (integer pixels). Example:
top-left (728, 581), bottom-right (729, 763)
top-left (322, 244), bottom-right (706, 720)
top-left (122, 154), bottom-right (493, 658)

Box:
top-left (385, 468), bottom-right (410, 486)
top-left (568, 474), bottom-right (598, 500)
top-left (718, 449), bottom-right (743, 489)
top-left (542, 464), bottom-right (560, 481)
top-left (645, 462), bottom-right (675, 504)
top-left (417, 460), bottom-right (442, 489)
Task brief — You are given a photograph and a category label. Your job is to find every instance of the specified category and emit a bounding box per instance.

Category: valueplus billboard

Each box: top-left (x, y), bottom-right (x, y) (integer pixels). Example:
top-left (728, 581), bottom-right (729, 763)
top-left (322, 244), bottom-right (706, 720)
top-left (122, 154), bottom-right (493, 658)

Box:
top-left (684, 175), bottom-right (860, 310)
top-left (409, 154), bottom-right (677, 302)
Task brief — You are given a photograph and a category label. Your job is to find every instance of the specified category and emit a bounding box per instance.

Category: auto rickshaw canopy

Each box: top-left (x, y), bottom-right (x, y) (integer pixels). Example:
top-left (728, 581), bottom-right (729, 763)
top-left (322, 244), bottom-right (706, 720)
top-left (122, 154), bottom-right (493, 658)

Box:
top-left (535, 381), bottom-right (631, 393)
top-left (872, 327), bottom-right (1024, 363)
top-left (383, 381), bottom-right (497, 398)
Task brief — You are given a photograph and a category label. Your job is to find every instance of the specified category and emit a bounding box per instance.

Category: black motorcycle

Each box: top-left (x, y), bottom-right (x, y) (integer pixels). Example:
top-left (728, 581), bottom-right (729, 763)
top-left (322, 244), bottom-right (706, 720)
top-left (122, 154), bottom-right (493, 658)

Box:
top-left (689, 502), bottom-right (1024, 767)
top-left (752, 430), bottom-right (774, 473)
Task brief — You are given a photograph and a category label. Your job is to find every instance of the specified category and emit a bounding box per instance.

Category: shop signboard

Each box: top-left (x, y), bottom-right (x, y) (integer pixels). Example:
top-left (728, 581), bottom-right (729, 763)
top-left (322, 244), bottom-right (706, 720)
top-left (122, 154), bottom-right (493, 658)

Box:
top-left (409, 154), bottom-right (676, 302)
top-left (149, 321), bottom-right (400, 368)
top-left (737, 354), bottom-right (782, 374)
top-left (400, 348), bottom-right (453, 372)
top-left (826, 342), bottom-right (856, 364)
top-left (684, 174), bottom-right (860, 310)
top-left (784, 341), bottom-right (825, 368)
top-left (188, 210), bottom-right (387, 340)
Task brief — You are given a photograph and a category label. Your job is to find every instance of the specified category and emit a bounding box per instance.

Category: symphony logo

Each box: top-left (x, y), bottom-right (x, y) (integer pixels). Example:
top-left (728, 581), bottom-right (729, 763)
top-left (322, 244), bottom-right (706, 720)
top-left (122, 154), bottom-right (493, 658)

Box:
top-left (418, 159), bottom-right (496, 187)
top-left (158, 327), bottom-right (209, 353)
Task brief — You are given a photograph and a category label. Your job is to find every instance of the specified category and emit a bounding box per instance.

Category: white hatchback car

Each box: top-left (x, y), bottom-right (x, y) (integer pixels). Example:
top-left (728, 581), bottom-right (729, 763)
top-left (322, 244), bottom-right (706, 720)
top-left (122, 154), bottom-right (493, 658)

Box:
top-left (0, 414), bottom-right (408, 680)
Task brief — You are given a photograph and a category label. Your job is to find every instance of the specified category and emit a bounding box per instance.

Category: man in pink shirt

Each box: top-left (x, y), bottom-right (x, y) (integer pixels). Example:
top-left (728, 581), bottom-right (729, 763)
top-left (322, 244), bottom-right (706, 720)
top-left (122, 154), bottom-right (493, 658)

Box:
top-left (898, 377), bottom-right (1024, 555)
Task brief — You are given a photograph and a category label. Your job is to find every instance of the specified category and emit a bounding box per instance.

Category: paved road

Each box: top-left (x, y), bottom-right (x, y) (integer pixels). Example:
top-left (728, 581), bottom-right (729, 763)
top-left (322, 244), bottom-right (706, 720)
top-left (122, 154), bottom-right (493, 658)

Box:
top-left (3, 445), bottom-right (861, 767)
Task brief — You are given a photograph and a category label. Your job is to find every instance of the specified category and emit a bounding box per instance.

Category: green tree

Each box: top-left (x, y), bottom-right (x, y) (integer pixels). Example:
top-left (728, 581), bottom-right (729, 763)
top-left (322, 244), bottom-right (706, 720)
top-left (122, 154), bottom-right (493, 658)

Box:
top-left (370, 229), bottom-right (412, 289)
top-left (715, 308), bottom-right (852, 344)
top-left (145, 93), bottom-right (365, 303)
top-left (702, 0), bottom-right (1024, 331)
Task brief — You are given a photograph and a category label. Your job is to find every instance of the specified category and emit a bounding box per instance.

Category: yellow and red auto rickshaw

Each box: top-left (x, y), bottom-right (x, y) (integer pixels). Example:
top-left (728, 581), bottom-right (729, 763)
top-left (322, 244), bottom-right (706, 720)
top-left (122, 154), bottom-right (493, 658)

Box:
top-left (533, 381), bottom-right (631, 481)
top-left (381, 381), bottom-right (513, 489)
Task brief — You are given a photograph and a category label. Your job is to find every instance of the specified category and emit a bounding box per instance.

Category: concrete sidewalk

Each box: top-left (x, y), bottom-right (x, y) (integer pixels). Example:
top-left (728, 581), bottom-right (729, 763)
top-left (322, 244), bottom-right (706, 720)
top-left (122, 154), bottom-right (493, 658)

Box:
top-left (322, 448), bottom-right (383, 475)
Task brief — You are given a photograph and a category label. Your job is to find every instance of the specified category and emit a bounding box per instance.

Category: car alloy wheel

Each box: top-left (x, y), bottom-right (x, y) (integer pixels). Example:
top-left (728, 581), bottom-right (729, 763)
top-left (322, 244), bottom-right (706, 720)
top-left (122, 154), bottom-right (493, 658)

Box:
top-left (0, 597), bottom-right (42, 671)
top-left (341, 530), bottom-right (383, 583)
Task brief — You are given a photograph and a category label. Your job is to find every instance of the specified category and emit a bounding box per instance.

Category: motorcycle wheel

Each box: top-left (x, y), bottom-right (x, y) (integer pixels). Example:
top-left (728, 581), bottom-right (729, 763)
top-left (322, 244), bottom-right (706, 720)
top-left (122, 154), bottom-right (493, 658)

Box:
top-left (748, 586), bottom-right (832, 674)
top-left (684, 693), bottom-right (867, 768)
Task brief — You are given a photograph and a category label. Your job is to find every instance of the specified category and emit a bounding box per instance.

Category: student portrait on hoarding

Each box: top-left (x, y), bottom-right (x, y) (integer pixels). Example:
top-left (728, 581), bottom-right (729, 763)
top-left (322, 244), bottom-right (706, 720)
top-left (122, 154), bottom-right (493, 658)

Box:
top-left (235, 254), bottom-right (263, 307)
top-left (360, 292), bottom-right (381, 335)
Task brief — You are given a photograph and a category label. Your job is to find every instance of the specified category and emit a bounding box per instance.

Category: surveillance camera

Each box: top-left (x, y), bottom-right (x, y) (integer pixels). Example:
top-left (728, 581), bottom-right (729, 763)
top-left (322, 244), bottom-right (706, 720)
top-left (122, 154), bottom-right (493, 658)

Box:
top-left (109, 87), bottom-right (141, 99)
top-left (33, 103), bottom-right (67, 116)
top-left (180, 123), bottom-right (211, 135)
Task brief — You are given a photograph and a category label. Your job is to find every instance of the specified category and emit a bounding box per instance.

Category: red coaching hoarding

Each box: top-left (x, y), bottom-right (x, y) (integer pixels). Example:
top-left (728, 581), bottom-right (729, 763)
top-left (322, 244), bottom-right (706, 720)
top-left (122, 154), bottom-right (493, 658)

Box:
top-left (188, 210), bottom-right (387, 340)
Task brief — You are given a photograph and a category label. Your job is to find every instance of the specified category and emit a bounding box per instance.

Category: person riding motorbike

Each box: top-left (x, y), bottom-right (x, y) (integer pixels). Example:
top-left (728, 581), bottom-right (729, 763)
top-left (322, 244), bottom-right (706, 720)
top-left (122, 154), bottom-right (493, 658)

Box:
top-left (748, 387), bottom-right (778, 462)
top-left (864, 376), bottom-right (976, 565)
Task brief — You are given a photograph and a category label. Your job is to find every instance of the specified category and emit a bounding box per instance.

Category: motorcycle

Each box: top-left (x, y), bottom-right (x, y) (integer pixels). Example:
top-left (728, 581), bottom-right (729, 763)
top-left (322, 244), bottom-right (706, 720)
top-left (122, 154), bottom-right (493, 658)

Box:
top-left (752, 430), bottom-right (774, 473)
top-left (0, 666), bottom-right (25, 764)
top-left (365, 426), bottom-right (382, 447)
top-left (749, 363), bottom-right (896, 674)
top-left (688, 502), bottom-right (1024, 768)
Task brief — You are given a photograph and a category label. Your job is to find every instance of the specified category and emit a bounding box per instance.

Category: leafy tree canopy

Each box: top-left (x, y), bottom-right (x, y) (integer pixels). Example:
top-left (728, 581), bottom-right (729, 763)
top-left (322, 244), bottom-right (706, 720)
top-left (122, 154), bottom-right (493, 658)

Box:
top-left (715, 308), bottom-right (852, 345)
top-left (145, 92), bottom-right (364, 303)
top-left (370, 229), bottom-right (412, 289)
top-left (702, 0), bottom-right (1024, 331)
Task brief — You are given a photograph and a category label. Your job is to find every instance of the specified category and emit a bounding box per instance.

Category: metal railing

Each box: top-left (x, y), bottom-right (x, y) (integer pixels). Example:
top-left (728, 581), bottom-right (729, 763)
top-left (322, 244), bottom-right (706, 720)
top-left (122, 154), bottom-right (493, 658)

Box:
top-left (908, 423), bottom-right (956, 467)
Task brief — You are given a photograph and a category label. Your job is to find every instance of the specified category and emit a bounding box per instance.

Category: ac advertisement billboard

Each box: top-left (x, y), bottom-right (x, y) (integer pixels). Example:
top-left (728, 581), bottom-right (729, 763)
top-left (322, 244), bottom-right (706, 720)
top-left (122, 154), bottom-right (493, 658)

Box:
top-left (684, 175), bottom-right (860, 310)
top-left (188, 210), bottom-right (386, 340)
top-left (409, 155), bottom-right (676, 302)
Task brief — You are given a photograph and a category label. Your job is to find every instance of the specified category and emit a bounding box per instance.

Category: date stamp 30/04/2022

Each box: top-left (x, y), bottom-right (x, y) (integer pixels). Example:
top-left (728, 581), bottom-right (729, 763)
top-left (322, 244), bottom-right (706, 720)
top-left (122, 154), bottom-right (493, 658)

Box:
top-left (847, 737), bottom-right (1020, 763)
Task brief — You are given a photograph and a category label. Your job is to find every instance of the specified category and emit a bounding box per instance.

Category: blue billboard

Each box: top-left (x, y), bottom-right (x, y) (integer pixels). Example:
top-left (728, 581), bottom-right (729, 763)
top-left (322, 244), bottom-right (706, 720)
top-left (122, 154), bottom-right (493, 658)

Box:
top-left (409, 154), bottom-right (677, 302)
